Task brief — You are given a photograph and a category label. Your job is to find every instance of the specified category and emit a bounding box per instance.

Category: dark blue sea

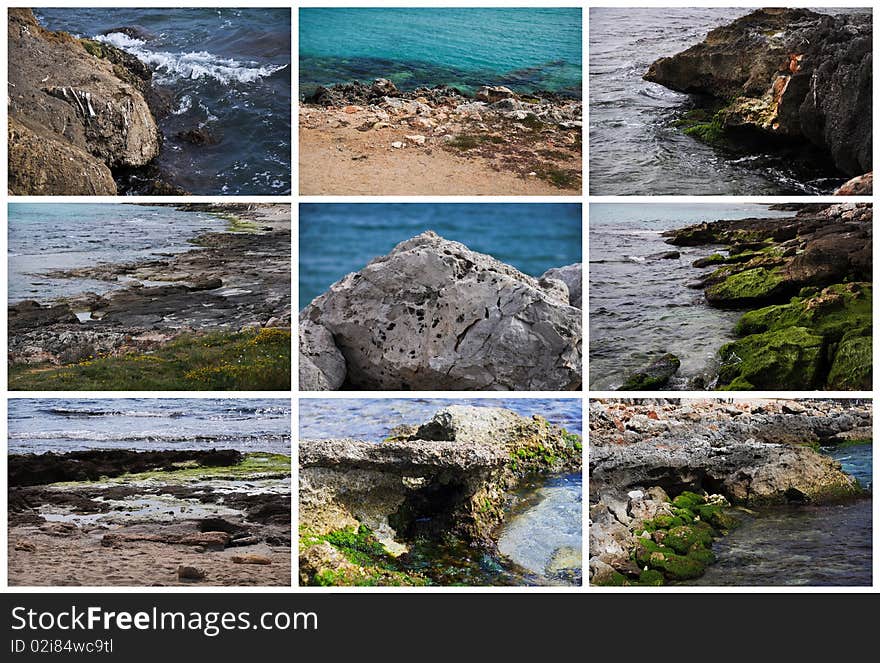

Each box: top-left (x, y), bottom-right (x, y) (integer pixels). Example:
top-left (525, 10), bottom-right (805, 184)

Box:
top-left (36, 8), bottom-right (291, 195)
top-left (299, 7), bottom-right (582, 97)
top-left (299, 203), bottom-right (582, 307)
top-left (8, 399), bottom-right (291, 455)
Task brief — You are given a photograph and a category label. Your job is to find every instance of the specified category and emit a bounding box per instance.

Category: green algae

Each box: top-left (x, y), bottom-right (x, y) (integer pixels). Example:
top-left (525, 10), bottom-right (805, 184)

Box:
top-left (717, 326), bottom-right (824, 390)
top-left (50, 452), bottom-right (290, 487)
top-left (706, 266), bottom-right (788, 307)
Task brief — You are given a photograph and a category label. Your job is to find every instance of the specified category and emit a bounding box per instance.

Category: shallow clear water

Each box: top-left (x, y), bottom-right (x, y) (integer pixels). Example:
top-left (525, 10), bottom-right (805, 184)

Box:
top-left (37, 8), bottom-right (291, 195)
top-left (693, 444), bottom-right (872, 586)
top-left (589, 7), bottom-right (859, 195)
top-left (298, 398), bottom-right (582, 441)
top-left (588, 203), bottom-right (791, 390)
top-left (8, 399), bottom-right (291, 454)
top-left (299, 203), bottom-right (582, 308)
top-left (299, 7), bottom-right (582, 96)
top-left (8, 203), bottom-right (224, 304)
top-left (497, 473), bottom-right (582, 585)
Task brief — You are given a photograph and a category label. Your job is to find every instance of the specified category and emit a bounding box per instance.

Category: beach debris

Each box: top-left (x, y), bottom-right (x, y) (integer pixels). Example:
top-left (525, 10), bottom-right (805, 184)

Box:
top-left (404, 134), bottom-right (426, 145)
top-left (390, 141), bottom-right (405, 149)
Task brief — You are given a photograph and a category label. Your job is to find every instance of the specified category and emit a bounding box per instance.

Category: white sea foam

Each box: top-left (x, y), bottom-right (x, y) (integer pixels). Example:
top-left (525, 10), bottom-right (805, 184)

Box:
top-left (95, 32), bottom-right (287, 86)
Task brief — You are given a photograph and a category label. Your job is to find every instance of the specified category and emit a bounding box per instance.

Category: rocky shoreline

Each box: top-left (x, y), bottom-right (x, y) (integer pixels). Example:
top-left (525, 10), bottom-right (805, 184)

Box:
top-left (621, 203), bottom-right (872, 390)
top-left (589, 399), bottom-right (871, 586)
top-left (9, 449), bottom-right (291, 586)
top-left (8, 9), bottom-right (182, 194)
top-left (300, 231), bottom-right (582, 391)
top-left (300, 78), bottom-right (582, 194)
top-left (644, 8), bottom-right (872, 192)
top-left (299, 405), bottom-right (582, 586)
top-left (9, 203), bottom-right (291, 390)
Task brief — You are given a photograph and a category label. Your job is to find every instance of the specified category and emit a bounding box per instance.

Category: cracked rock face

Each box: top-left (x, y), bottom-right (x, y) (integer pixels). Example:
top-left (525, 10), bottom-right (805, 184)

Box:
top-left (645, 8), bottom-right (872, 177)
top-left (299, 231), bottom-right (582, 390)
top-left (8, 9), bottom-right (160, 194)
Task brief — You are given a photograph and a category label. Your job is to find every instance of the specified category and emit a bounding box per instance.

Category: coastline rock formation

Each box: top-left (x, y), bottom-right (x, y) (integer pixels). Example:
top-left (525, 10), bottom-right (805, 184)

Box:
top-left (645, 8), bottom-right (872, 183)
top-left (589, 399), bottom-right (870, 585)
top-left (664, 203), bottom-right (872, 390)
top-left (8, 9), bottom-right (161, 194)
top-left (299, 232), bottom-right (582, 391)
top-left (300, 405), bottom-right (582, 585)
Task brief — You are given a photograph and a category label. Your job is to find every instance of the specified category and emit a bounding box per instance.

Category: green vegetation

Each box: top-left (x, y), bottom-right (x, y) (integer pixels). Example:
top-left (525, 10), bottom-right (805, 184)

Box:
top-left (208, 212), bottom-right (261, 233)
top-left (301, 525), bottom-right (430, 587)
top-left (717, 283), bottom-right (872, 390)
top-left (9, 328), bottom-right (291, 391)
top-left (706, 267), bottom-right (787, 306)
top-left (52, 452), bottom-right (290, 487)
top-left (536, 167), bottom-right (580, 189)
top-left (676, 109), bottom-right (728, 146)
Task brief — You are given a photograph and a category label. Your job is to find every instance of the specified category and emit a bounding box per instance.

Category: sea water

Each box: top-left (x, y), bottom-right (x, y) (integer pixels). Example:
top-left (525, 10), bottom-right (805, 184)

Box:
top-left (299, 203), bottom-right (582, 307)
top-left (300, 7), bottom-right (582, 97)
top-left (8, 203), bottom-right (225, 304)
top-left (8, 399), bottom-right (291, 455)
top-left (589, 7), bottom-right (864, 194)
top-left (589, 203), bottom-right (791, 390)
top-left (36, 8), bottom-right (291, 195)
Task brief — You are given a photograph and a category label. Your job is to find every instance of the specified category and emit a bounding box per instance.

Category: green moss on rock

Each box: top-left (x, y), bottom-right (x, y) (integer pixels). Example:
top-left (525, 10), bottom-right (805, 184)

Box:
top-left (705, 267), bottom-right (788, 308)
top-left (717, 326), bottom-right (824, 390)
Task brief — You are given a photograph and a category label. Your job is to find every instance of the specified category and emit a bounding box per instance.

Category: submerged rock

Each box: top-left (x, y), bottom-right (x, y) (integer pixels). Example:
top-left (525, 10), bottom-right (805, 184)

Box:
top-left (645, 8), bottom-right (872, 178)
top-left (620, 353), bottom-right (680, 390)
top-left (299, 231), bottom-right (582, 390)
top-left (8, 9), bottom-right (161, 194)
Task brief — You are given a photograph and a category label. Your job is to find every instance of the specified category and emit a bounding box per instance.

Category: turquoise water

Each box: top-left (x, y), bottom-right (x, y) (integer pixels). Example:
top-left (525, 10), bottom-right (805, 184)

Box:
top-left (299, 203), bottom-right (581, 307)
top-left (299, 7), bottom-right (582, 96)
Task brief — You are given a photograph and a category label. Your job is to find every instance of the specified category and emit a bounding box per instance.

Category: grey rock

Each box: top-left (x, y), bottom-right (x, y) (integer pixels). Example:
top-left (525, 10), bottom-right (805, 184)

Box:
top-left (299, 231), bottom-right (582, 390)
top-left (540, 263), bottom-right (582, 308)
top-left (298, 319), bottom-right (346, 391)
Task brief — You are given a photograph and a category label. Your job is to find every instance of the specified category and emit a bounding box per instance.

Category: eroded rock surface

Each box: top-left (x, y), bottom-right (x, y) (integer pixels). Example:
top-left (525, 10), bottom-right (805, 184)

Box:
top-left (8, 9), bottom-right (161, 194)
top-left (299, 232), bottom-right (582, 390)
top-left (645, 8), bottom-right (872, 180)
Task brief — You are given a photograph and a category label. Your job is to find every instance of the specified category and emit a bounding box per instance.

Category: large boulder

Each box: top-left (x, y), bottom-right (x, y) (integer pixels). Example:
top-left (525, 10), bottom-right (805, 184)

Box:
top-left (8, 9), bottom-right (160, 194)
top-left (645, 8), bottom-right (872, 176)
top-left (540, 263), bottom-right (582, 308)
top-left (299, 319), bottom-right (346, 390)
top-left (299, 231), bottom-right (582, 390)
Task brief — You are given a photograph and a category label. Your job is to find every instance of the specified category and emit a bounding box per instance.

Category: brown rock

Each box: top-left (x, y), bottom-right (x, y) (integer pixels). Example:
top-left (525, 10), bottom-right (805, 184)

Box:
top-left (231, 554), bottom-right (272, 565)
top-left (177, 565), bottom-right (207, 581)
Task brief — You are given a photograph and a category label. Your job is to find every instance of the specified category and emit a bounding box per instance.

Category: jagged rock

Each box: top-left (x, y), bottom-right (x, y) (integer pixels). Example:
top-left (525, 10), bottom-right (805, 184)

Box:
top-left (476, 85), bottom-right (517, 103)
top-left (8, 300), bottom-right (78, 332)
top-left (298, 319), bottom-right (346, 390)
top-left (540, 263), bottom-right (582, 308)
top-left (645, 8), bottom-right (872, 176)
top-left (299, 231), bottom-right (581, 390)
top-left (8, 9), bottom-right (161, 194)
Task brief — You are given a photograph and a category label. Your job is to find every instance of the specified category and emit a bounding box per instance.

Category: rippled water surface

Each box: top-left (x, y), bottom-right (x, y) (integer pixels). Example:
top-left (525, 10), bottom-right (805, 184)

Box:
top-left (589, 203), bottom-right (790, 390)
top-left (8, 203), bottom-right (224, 304)
top-left (9, 399), bottom-right (291, 454)
top-left (37, 8), bottom-right (291, 195)
top-left (693, 444), bottom-right (872, 586)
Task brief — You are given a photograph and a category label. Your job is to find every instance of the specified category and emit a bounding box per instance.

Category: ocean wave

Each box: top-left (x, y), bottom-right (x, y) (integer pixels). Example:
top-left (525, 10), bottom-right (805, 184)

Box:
top-left (9, 430), bottom-right (291, 443)
top-left (95, 32), bottom-right (288, 85)
top-left (42, 406), bottom-right (289, 419)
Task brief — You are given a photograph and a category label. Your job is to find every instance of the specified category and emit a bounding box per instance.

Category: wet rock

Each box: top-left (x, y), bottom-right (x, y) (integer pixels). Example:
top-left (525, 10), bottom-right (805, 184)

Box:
top-left (835, 172), bottom-right (873, 195)
top-left (8, 300), bottom-right (78, 332)
top-left (540, 263), bottom-right (582, 309)
top-left (8, 9), bottom-right (161, 194)
top-left (100, 26), bottom-right (155, 41)
top-left (645, 8), bottom-right (872, 176)
top-left (300, 231), bottom-right (581, 390)
top-left (300, 406), bottom-right (581, 547)
top-left (175, 128), bottom-right (219, 146)
top-left (619, 354), bottom-right (680, 390)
